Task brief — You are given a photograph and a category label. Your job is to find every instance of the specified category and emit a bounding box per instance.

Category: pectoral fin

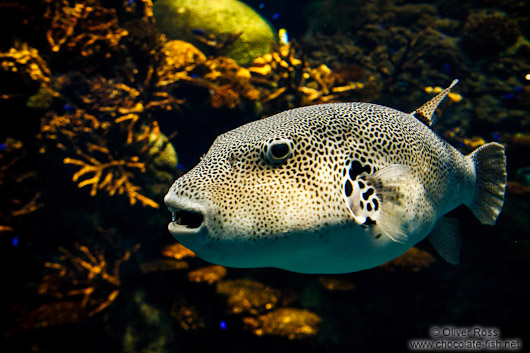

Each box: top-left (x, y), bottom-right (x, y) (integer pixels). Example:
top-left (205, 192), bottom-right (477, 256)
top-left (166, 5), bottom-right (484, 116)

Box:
top-left (344, 164), bottom-right (415, 244)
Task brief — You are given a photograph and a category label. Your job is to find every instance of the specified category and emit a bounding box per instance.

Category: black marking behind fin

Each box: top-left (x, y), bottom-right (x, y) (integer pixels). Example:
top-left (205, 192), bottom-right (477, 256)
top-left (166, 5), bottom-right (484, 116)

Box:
top-left (411, 79), bottom-right (459, 126)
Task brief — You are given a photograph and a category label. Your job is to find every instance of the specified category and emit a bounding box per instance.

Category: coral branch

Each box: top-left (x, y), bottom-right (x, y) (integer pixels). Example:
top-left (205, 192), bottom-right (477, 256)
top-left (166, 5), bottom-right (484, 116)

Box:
top-left (64, 152), bottom-right (158, 208)
top-left (38, 243), bottom-right (140, 319)
top-left (44, 0), bottom-right (128, 55)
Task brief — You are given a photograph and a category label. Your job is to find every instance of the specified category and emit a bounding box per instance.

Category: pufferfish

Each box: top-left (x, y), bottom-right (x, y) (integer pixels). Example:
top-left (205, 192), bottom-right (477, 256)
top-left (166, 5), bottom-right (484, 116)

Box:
top-left (164, 80), bottom-right (507, 274)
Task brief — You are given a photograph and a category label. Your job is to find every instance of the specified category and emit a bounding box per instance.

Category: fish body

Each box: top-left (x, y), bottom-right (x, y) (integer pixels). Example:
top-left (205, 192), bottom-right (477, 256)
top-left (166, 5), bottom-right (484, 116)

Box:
top-left (164, 81), bottom-right (506, 274)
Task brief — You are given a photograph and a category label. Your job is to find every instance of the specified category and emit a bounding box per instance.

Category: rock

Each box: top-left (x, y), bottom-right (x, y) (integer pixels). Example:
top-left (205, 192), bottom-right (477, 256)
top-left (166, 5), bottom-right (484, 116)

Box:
top-left (154, 0), bottom-right (275, 65)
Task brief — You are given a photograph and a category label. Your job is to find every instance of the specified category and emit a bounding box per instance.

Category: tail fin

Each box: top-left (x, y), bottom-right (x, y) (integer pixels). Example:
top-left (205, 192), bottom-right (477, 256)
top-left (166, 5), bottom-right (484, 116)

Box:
top-left (468, 142), bottom-right (507, 225)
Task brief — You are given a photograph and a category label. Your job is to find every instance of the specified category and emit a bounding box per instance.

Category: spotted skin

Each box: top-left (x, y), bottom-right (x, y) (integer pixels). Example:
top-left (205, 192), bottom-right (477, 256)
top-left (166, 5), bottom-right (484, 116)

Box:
top-left (165, 101), bottom-right (504, 273)
top-left (343, 173), bottom-right (380, 226)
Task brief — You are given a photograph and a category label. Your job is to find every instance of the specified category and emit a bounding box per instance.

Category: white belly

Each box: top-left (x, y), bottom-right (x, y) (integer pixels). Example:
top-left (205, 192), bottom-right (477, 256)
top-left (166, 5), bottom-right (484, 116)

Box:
top-left (175, 223), bottom-right (420, 274)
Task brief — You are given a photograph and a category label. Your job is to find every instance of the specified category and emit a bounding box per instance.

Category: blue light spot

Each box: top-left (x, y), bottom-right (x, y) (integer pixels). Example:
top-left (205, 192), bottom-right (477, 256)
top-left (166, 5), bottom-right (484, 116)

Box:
top-left (12, 235), bottom-right (19, 247)
top-left (63, 104), bottom-right (75, 113)
top-left (219, 321), bottom-right (227, 330)
top-left (259, 3), bottom-right (265, 9)
top-left (501, 93), bottom-right (515, 100)
top-left (492, 132), bottom-right (500, 141)
top-left (128, 0), bottom-right (135, 5)
top-left (272, 13), bottom-right (280, 20)
top-left (190, 74), bottom-right (198, 78)
top-left (443, 63), bottom-right (451, 74)
top-left (0, 143), bottom-right (6, 151)
top-left (514, 86), bottom-right (523, 93)
top-left (192, 29), bottom-right (205, 35)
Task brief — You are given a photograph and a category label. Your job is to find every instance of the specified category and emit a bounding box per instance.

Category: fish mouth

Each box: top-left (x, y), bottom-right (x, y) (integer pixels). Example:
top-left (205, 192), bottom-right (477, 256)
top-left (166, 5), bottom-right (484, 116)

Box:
top-left (171, 209), bottom-right (204, 229)
top-left (165, 196), bottom-right (206, 234)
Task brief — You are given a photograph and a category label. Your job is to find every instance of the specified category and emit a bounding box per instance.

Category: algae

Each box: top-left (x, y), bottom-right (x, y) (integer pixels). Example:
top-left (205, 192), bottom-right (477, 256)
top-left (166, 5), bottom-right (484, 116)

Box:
top-left (154, 0), bottom-right (276, 65)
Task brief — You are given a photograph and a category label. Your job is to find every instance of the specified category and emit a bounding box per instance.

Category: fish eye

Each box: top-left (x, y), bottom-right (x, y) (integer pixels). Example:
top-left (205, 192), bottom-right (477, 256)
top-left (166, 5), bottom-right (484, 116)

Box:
top-left (270, 143), bottom-right (290, 159)
top-left (264, 138), bottom-right (293, 164)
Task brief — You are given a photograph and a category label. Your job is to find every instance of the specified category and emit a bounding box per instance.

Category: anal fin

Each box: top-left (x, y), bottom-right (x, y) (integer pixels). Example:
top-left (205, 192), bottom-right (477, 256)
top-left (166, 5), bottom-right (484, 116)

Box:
top-left (428, 217), bottom-right (461, 265)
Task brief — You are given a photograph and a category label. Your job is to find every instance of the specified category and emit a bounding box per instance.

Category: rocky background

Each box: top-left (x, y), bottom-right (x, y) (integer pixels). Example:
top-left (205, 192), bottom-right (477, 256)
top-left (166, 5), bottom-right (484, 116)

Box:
top-left (0, 0), bottom-right (528, 352)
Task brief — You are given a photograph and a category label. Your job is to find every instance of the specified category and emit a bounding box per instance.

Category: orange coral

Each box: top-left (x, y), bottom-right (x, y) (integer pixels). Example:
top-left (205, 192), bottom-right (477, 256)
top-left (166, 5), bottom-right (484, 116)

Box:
top-left (63, 152), bottom-right (158, 208)
top-left (148, 40), bottom-right (206, 111)
top-left (38, 243), bottom-right (140, 319)
top-left (0, 42), bottom-right (51, 84)
top-left (0, 138), bottom-right (43, 233)
top-left (39, 101), bottom-right (160, 208)
top-left (248, 43), bottom-right (363, 108)
top-left (140, 242), bottom-right (204, 274)
top-left (38, 66), bottom-right (184, 208)
top-left (44, 0), bottom-right (128, 55)
top-left (211, 84), bottom-right (240, 109)
top-left (187, 265), bottom-right (227, 284)
top-left (162, 243), bottom-right (196, 260)
top-left (171, 300), bottom-right (206, 331)
top-left (156, 40), bottom-right (206, 82)
top-left (81, 75), bottom-right (145, 143)
top-left (123, 0), bottom-right (154, 18)
top-left (243, 308), bottom-right (322, 340)
top-left (217, 279), bottom-right (280, 315)
top-left (0, 42), bottom-right (53, 100)
top-left (200, 56), bottom-right (260, 109)
top-left (40, 104), bottom-right (99, 143)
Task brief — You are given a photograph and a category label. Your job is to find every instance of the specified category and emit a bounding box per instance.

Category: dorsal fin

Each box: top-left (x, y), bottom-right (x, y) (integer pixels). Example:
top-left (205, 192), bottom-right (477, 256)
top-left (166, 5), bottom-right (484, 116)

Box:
top-left (411, 79), bottom-right (459, 126)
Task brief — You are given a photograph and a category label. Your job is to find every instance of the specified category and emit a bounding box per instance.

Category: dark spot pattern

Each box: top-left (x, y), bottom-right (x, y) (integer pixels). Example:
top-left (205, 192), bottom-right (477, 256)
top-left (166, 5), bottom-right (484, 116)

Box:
top-left (349, 161), bottom-right (371, 179)
top-left (167, 101), bottom-right (469, 242)
top-left (363, 217), bottom-right (376, 225)
top-left (345, 180), bottom-right (353, 197)
top-left (362, 187), bottom-right (374, 200)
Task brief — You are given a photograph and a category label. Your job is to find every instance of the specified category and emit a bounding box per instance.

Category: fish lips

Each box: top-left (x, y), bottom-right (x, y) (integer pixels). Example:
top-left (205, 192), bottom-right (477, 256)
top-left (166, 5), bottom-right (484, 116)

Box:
top-left (164, 194), bottom-right (207, 236)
